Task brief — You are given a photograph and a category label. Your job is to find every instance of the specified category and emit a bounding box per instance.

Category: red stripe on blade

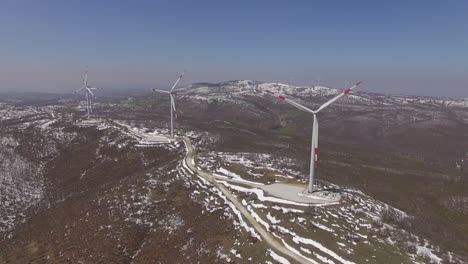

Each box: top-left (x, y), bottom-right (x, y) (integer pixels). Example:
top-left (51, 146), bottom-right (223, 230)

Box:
top-left (344, 88), bottom-right (351, 94)
top-left (314, 148), bottom-right (318, 154)
top-left (279, 96), bottom-right (286, 100)
top-left (356, 81), bottom-right (362, 86)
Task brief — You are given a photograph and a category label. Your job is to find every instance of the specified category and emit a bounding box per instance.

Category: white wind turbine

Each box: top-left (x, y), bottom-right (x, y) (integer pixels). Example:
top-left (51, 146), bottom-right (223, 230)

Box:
top-left (75, 67), bottom-right (99, 119)
top-left (268, 81), bottom-right (362, 192)
top-left (149, 70), bottom-right (185, 139)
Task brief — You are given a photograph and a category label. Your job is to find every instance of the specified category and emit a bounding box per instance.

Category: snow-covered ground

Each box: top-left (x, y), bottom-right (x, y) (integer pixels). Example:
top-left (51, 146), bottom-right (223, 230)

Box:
top-left (93, 121), bottom-right (464, 263)
top-left (197, 151), bottom-right (301, 181)
top-left (0, 104), bottom-right (76, 239)
top-left (1, 101), bottom-right (465, 263)
top-left (223, 177), bottom-right (452, 263)
top-left (191, 145), bottom-right (460, 263)
top-left (0, 136), bottom-right (43, 238)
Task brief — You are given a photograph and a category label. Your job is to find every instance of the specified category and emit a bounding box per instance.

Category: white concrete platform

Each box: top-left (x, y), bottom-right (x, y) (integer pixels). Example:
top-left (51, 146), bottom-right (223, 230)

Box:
top-left (141, 133), bottom-right (171, 143)
top-left (113, 120), bottom-right (171, 144)
top-left (259, 183), bottom-right (341, 204)
top-left (76, 118), bottom-right (103, 126)
top-left (213, 175), bottom-right (341, 205)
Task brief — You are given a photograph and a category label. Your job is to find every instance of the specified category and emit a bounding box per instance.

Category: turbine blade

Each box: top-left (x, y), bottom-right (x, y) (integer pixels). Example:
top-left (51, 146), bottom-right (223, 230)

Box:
top-left (75, 87), bottom-right (86, 94)
top-left (266, 90), bottom-right (315, 115)
top-left (83, 66), bottom-right (88, 86)
top-left (170, 95), bottom-right (177, 118)
top-left (86, 88), bottom-right (95, 96)
top-left (170, 70), bottom-right (185, 92)
top-left (149, 88), bottom-right (170, 94)
top-left (171, 95), bottom-right (176, 112)
top-left (315, 81), bottom-right (362, 113)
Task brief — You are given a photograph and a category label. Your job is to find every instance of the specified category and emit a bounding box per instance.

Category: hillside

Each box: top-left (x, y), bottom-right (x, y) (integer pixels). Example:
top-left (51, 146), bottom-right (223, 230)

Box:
top-left (1, 81), bottom-right (467, 263)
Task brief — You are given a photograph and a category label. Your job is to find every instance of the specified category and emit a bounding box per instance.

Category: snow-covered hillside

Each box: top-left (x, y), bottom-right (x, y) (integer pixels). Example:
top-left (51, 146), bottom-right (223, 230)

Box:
top-left (0, 104), bottom-right (76, 238)
top-left (176, 80), bottom-right (468, 108)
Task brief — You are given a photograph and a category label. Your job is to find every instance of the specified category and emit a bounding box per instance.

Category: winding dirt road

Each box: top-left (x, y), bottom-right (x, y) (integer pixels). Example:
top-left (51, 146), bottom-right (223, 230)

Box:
top-left (112, 120), bottom-right (315, 263)
top-left (180, 136), bottom-right (314, 264)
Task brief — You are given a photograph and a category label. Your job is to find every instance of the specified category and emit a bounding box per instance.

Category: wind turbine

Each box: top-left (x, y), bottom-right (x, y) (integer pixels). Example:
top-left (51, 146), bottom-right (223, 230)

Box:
top-left (75, 67), bottom-right (99, 119)
top-left (149, 70), bottom-right (185, 139)
top-left (268, 81), bottom-right (363, 192)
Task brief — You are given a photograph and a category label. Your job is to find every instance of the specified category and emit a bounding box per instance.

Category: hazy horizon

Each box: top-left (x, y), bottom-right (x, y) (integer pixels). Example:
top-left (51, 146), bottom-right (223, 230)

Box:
top-left (1, 67), bottom-right (467, 99)
top-left (1, 0), bottom-right (467, 98)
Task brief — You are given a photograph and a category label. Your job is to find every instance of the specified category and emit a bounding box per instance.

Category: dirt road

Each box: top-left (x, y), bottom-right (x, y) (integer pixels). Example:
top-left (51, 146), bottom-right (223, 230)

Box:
top-left (180, 137), bottom-right (315, 264)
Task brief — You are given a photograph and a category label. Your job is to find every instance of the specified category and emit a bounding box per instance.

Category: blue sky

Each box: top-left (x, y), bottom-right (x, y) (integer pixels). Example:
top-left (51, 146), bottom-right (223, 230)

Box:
top-left (0, 0), bottom-right (467, 97)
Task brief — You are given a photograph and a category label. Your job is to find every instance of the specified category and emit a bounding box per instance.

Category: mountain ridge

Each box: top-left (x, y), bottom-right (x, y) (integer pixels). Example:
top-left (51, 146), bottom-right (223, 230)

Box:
top-left (179, 80), bottom-right (468, 109)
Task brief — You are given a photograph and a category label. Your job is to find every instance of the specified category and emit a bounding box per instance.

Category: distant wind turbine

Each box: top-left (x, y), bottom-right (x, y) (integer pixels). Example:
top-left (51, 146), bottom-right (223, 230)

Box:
top-left (268, 81), bottom-right (363, 192)
top-left (149, 70), bottom-right (185, 139)
top-left (75, 67), bottom-right (99, 119)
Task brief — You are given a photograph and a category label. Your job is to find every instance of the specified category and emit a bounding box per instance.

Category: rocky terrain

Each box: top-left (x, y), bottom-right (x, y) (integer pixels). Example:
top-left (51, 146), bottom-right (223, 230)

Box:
top-left (1, 81), bottom-right (467, 263)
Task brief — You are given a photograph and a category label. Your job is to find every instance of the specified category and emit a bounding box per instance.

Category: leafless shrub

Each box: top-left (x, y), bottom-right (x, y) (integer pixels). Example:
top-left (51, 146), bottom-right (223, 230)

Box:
top-left (306, 205), bottom-right (318, 217)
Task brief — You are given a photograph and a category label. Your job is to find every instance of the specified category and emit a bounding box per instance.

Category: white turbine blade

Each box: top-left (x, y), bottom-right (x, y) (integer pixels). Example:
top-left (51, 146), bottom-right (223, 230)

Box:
top-left (149, 88), bottom-right (170, 94)
top-left (266, 90), bottom-right (315, 115)
top-left (83, 66), bottom-right (89, 86)
top-left (170, 70), bottom-right (185, 92)
top-left (315, 81), bottom-right (362, 113)
top-left (86, 88), bottom-right (95, 96)
top-left (170, 95), bottom-right (177, 118)
top-left (75, 86), bottom-right (86, 94)
top-left (284, 98), bottom-right (315, 115)
top-left (171, 98), bottom-right (177, 119)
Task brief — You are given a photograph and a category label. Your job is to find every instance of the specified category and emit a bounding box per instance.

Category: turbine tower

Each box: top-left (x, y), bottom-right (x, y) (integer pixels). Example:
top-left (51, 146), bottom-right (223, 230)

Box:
top-left (268, 81), bottom-right (362, 192)
top-left (150, 70), bottom-right (185, 139)
top-left (75, 67), bottom-right (99, 119)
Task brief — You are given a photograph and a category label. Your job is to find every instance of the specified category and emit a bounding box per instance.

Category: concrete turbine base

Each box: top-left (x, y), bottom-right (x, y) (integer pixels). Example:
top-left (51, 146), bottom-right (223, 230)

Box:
top-left (258, 183), bottom-right (341, 204)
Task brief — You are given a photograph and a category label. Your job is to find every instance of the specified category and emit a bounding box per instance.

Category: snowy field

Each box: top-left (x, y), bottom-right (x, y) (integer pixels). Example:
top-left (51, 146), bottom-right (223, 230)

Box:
top-left (191, 143), bottom-right (457, 263)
